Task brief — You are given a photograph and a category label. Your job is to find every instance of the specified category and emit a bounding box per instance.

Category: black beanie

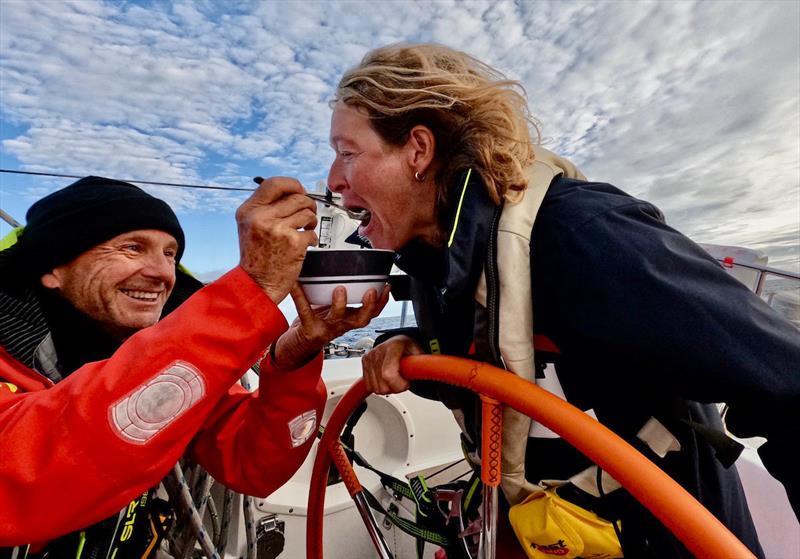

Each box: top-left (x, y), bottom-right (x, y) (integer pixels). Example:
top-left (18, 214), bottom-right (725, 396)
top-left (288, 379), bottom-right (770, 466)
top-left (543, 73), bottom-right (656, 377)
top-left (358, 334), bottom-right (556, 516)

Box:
top-left (5, 176), bottom-right (186, 281)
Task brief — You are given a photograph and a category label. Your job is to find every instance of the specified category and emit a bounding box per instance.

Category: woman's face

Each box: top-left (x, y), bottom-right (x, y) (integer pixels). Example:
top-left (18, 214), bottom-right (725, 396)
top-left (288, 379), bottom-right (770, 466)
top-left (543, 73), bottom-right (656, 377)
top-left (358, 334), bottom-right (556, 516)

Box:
top-left (327, 102), bottom-right (439, 250)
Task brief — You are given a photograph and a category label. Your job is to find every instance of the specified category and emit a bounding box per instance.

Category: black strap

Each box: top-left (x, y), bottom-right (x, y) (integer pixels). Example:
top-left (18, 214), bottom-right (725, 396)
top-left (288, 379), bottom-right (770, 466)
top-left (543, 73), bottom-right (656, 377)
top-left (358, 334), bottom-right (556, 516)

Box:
top-left (681, 418), bottom-right (744, 468)
top-left (360, 488), bottom-right (451, 547)
top-left (328, 424), bottom-right (479, 555)
top-left (13, 491), bottom-right (173, 559)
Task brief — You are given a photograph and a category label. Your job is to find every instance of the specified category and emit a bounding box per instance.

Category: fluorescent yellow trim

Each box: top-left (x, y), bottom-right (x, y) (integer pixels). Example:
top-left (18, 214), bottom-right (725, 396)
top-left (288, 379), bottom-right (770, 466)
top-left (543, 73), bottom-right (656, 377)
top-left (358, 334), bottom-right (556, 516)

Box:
top-left (1, 383), bottom-right (18, 393)
top-left (75, 531), bottom-right (86, 559)
top-left (464, 475), bottom-right (480, 510)
top-left (447, 169), bottom-right (472, 248)
top-left (0, 226), bottom-right (24, 251)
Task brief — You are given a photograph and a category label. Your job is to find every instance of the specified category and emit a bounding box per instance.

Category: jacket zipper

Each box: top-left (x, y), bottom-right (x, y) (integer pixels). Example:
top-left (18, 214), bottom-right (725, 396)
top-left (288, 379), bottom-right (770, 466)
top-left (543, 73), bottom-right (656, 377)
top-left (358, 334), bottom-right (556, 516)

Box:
top-left (486, 202), bottom-right (506, 369)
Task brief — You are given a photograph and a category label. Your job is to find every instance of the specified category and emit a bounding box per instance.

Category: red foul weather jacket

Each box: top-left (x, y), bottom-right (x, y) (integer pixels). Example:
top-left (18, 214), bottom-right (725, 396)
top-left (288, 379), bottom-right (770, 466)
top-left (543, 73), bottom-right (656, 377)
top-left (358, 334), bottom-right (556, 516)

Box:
top-left (0, 267), bottom-right (327, 546)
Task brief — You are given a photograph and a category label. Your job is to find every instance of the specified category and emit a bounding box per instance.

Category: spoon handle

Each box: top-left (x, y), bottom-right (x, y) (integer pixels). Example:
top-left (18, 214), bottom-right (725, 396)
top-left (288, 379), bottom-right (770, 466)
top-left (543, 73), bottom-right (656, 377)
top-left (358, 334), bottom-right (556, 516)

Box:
top-left (253, 176), bottom-right (367, 221)
top-left (305, 192), bottom-right (336, 204)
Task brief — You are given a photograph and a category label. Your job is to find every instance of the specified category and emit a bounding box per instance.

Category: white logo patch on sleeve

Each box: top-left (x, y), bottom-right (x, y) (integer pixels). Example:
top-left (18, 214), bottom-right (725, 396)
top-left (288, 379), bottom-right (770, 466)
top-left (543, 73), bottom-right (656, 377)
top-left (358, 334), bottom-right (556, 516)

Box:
top-left (110, 360), bottom-right (205, 444)
top-left (288, 410), bottom-right (317, 448)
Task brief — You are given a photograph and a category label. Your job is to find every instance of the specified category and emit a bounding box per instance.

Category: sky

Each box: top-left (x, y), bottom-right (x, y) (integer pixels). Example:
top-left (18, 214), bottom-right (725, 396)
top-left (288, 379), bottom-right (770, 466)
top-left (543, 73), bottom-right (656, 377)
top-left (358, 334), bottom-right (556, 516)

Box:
top-left (1, 0), bottom-right (798, 318)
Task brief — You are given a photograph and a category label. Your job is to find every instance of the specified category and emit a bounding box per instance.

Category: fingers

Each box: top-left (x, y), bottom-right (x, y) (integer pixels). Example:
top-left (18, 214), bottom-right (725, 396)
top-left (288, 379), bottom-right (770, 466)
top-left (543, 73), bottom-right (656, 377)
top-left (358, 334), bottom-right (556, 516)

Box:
top-left (265, 193), bottom-right (317, 223)
top-left (376, 284), bottom-right (391, 312)
top-left (322, 284), bottom-right (387, 330)
top-left (237, 176), bottom-right (319, 302)
top-left (362, 335), bottom-right (419, 395)
top-left (286, 210), bottom-right (318, 232)
top-left (349, 286), bottom-right (384, 326)
top-left (240, 192), bottom-right (316, 229)
top-left (297, 228), bottom-right (319, 248)
top-left (290, 283), bottom-right (314, 321)
top-left (248, 176), bottom-right (309, 206)
top-left (290, 282), bottom-right (417, 395)
top-left (327, 286), bottom-right (349, 320)
top-left (285, 282), bottom-right (392, 368)
top-left (367, 350), bottom-right (411, 394)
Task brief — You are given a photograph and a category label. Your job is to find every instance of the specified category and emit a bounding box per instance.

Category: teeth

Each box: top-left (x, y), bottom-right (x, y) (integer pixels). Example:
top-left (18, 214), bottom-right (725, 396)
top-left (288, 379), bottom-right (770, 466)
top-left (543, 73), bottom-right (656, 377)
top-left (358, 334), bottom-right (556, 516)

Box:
top-left (122, 289), bottom-right (159, 301)
top-left (358, 210), bottom-right (371, 224)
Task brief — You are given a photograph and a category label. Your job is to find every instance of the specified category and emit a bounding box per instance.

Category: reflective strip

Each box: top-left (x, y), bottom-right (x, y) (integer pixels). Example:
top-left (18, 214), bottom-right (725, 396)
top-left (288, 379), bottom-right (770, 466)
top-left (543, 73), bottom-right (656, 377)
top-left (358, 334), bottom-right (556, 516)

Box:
top-left (447, 168), bottom-right (472, 247)
top-left (637, 416), bottom-right (681, 458)
top-left (528, 363), bottom-right (598, 439)
top-left (75, 531), bottom-right (86, 559)
top-left (548, 417), bottom-right (681, 498)
top-left (110, 361), bottom-right (205, 444)
top-left (1, 382), bottom-right (18, 393)
top-left (568, 466), bottom-right (622, 498)
top-left (288, 410), bottom-right (317, 447)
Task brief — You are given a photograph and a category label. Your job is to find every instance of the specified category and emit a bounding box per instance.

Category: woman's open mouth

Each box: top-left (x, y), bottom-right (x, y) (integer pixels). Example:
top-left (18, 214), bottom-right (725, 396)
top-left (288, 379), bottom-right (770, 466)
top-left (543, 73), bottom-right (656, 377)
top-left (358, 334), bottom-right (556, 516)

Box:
top-left (347, 205), bottom-right (371, 225)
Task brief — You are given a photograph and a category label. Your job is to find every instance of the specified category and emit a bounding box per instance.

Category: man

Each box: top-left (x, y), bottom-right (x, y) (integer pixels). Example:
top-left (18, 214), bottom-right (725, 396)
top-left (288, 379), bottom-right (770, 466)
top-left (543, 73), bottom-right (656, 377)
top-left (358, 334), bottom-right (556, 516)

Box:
top-left (0, 176), bottom-right (388, 555)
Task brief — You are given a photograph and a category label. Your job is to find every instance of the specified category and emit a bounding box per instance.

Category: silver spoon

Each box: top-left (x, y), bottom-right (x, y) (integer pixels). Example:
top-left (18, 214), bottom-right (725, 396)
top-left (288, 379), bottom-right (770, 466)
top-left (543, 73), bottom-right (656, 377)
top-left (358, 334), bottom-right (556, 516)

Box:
top-left (252, 176), bottom-right (370, 222)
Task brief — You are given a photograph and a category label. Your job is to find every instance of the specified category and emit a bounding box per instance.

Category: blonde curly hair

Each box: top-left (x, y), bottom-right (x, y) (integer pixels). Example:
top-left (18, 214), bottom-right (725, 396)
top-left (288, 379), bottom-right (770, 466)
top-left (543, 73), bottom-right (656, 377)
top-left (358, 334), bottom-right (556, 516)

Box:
top-left (333, 43), bottom-right (539, 207)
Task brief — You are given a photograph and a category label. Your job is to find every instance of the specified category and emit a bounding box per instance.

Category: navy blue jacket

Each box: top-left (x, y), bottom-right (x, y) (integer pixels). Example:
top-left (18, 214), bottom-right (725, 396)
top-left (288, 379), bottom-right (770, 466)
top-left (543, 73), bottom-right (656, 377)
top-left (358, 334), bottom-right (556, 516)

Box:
top-left (393, 174), bottom-right (799, 558)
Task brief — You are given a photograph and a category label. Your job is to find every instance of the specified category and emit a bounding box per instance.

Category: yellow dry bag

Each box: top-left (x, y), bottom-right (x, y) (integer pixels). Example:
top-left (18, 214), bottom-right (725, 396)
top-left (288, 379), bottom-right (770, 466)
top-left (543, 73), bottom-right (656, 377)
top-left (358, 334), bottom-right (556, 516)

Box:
top-left (508, 487), bottom-right (623, 559)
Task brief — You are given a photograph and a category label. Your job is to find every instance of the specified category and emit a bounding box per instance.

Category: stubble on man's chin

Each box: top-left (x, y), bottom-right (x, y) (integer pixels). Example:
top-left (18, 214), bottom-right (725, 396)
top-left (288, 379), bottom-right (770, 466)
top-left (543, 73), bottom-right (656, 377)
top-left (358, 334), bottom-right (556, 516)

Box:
top-left (104, 314), bottom-right (161, 341)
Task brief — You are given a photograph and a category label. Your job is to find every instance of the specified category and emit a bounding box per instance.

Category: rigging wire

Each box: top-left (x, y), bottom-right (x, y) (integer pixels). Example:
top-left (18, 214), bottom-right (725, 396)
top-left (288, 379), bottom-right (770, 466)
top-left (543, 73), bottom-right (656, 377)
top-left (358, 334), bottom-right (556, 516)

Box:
top-left (424, 458), bottom-right (472, 483)
top-left (0, 168), bottom-right (255, 192)
top-left (0, 209), bottom-right (21, 228)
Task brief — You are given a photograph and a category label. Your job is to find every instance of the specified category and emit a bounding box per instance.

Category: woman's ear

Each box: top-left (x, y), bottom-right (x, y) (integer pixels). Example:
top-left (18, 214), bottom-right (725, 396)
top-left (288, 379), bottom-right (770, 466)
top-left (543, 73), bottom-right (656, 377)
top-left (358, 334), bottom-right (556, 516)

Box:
top-left (406, 125), bottom-right (436, 177)
top-left (40, 271), bottom-right (61, 290)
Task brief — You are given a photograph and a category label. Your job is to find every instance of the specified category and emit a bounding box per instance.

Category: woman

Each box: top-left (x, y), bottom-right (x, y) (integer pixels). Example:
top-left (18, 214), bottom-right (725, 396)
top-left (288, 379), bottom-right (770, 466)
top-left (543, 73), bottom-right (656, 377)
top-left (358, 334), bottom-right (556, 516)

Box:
top-left (326, 43), bottom-right (798, 558)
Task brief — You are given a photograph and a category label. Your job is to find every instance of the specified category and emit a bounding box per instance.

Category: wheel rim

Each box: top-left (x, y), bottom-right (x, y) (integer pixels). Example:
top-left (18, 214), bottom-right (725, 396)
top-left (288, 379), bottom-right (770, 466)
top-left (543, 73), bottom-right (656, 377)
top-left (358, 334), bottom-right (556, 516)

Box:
top-left (307, 355), bottom-right (755, 559)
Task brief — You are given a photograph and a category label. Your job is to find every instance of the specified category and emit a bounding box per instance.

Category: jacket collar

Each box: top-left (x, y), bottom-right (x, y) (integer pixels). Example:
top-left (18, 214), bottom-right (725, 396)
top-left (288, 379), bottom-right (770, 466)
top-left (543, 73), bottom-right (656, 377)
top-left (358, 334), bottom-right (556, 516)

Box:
top-left (396, 169), bottom-right (499, 307)
top-left (0, 271), bottom-right (203, 381)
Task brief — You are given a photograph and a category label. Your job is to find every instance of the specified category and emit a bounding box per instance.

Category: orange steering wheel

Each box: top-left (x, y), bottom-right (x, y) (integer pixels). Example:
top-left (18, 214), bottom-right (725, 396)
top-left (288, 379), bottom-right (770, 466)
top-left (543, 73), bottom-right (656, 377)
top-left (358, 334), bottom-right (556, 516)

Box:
top-left (307, 355), bottom-right (755, 559)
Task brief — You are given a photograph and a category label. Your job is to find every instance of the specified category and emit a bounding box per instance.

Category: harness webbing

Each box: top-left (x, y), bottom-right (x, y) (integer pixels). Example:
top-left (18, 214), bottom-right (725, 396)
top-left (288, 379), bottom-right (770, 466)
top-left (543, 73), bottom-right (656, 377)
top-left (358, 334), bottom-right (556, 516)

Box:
top-left (360, 488), bottom-right (451, 547)
top-left (334, 433), bottom-right (483, 557)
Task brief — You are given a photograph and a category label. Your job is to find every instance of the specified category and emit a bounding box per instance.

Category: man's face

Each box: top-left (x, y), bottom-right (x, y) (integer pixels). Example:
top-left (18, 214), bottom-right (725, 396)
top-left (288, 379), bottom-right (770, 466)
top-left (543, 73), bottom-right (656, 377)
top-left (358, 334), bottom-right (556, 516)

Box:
top-left (41, 229), bottom-right (178, 339)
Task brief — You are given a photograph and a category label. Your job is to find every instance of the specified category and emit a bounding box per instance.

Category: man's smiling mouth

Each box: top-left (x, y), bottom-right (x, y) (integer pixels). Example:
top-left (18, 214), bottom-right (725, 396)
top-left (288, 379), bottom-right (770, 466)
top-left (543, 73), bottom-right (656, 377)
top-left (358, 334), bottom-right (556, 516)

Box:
top-left (120, 289), bottom-right (160, 301)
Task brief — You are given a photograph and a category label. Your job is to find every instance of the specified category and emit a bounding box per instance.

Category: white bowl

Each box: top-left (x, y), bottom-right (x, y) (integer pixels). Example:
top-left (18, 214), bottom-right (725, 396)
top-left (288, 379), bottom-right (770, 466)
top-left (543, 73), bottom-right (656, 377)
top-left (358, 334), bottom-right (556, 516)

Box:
top-left (298, 249), bottom-right (394, 305)
top-left (298, 277), bottom-right (389, 305)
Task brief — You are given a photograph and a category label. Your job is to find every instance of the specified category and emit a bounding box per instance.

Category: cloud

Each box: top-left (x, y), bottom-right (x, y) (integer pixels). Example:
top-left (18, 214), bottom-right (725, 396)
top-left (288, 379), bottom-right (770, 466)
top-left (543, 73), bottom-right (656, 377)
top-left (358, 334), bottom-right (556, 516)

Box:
top-left (0, 0), bottom-right (797, 274)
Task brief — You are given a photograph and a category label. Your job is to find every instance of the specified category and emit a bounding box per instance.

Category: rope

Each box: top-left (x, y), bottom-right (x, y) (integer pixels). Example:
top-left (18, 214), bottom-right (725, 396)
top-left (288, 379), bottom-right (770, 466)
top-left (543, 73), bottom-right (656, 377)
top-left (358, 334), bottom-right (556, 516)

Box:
top-left (239, 372), bottom-right (259, 559)
top-left (206, 493), bottom-right (221, 544)
top-left (171, 463), bottom-right (221, 559)
top-left (0, 208), bottom-right (21, 228)
top-left (216, 488), bottom-right (235, 554)
top-left (422, 459), bottom-right (467, 483)
top-left (195, 472), bottom-right (216, 531)
top-left (176, 466), bottom-right (216, 559)
top-left (162, 471), bottom-right (190, 557)
top-left (0, 168), bottom-right (254, 191)
top-left (243, 496), bottom-right (259, 559)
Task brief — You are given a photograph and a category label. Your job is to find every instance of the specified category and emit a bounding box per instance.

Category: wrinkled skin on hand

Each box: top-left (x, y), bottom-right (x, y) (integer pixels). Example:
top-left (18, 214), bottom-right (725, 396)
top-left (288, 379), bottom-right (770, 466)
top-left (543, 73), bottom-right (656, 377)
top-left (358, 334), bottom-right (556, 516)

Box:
top-left (361, 334), bottom-right (424, 394)
top-left (273, 284), bottom-right (391, 370)
top-left (237, 177), bottom-right (318, 304)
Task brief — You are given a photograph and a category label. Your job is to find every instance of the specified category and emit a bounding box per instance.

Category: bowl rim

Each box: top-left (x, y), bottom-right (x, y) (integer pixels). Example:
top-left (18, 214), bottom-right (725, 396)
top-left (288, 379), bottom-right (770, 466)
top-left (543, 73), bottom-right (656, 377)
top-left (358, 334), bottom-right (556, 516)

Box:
top-left (305, 248), bottom-right (395, 254)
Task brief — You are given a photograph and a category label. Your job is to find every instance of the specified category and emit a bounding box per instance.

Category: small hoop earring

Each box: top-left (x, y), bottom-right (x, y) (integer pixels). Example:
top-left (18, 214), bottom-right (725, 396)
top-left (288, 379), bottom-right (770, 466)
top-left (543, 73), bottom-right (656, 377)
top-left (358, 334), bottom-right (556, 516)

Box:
top-left (414, 171), bottom-right (426, 182)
